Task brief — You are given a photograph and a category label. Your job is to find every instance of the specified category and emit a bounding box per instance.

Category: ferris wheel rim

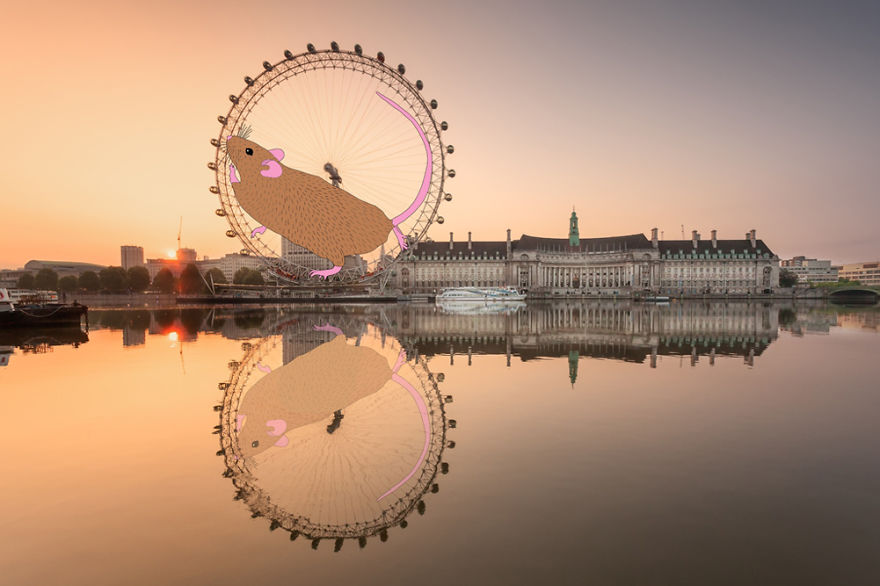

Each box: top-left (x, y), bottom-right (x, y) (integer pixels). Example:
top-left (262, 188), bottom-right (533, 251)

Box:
top-left (217, 326), bottom-right (449, 540)
top-left (210, 45), bottom-right (450, 283)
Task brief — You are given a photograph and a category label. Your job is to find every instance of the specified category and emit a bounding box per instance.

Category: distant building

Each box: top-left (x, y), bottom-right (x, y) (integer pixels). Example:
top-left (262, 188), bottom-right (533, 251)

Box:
top-left (838, 261), bottom-right (880, 286)
top-left (120, 245), bottom-right (145, 270)
top-left (213, 253), bottom-right (266, 283)
top-left (281, 238), bottom-right (366, 274)
top-left (23, 260), bottom-right (106, 278)
top-left (177, 248), bottom-right (198, 263)
top-left (393, 214), bottom-right (779, 295)
top-left (780, 256), bottom-right (838, 283)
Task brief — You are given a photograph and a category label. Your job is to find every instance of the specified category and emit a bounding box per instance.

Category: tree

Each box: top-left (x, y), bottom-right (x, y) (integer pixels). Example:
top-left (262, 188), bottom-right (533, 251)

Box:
top-left (233, 267), bottom-right (252, 284)
top-left (205, 268), bottom-right (227, 285)
top-left (16, 273), bottom-right (35, 289)
top-left (779, 269), bottom-right (798, 288)
top-left (127, 266), bottom-right (151, 292)
top-left (78, 271), bottom-right (100, 292)
top-left (58, 275), bottom-right (78, 292)
top-left (100, 266), bottom-right (128, 293)
top-left (243, 269), bottom-right (265, 286)
top-left (179, 263), bottom-right (206, 294)
top-left (34, 268), bottom-right (59, 290)
top-left (152, 268), bottom-right (176, 294)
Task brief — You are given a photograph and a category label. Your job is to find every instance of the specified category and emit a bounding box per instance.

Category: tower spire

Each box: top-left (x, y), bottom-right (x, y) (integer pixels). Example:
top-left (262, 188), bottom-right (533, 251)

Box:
top-left (569, 208), bottom-right (580, 247)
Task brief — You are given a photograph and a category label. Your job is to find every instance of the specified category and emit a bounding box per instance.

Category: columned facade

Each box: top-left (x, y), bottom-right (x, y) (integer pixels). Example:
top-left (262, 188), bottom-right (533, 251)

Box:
top-left (392, 217), bottom-right (779, 296)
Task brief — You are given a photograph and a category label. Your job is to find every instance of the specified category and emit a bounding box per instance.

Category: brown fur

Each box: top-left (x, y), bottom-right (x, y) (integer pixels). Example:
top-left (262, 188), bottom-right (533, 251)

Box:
top-left (227, 137), bottom-right (392, 266)
top-left (237, 335), bottom-right (392, 459)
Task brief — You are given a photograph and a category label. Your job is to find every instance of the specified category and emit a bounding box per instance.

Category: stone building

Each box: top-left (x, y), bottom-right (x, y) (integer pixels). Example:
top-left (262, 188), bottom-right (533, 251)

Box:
top-left (393, 213), bottom-right (779, 296)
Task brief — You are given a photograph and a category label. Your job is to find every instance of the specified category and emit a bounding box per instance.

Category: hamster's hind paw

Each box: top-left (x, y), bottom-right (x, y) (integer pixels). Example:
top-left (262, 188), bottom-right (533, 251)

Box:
top-left (310, 266), bottom-right (342, 279)
top-left (250, 226), bottom-right (267, 238)
top-left (393, 226), bottom-right (408, 250)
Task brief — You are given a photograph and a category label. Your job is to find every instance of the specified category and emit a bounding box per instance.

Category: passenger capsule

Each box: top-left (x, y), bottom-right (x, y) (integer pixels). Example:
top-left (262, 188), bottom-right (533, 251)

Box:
top-left (444, 192), bottom-right (453, 202)
top-left (207, 162), bottom-right (217, 170)
top-left (210, 138), bottom-right (220, 147)
top-left (239, 249), bottom-right (250, 255)
top-left (262, 61), bottom-right (273, 71)
top-left (218, 115), bottom-right (227, 124)
top-left (446, 145), bottom-right (454, 154)
top-left (447, 169), bottom-right (456, 178)
top-left (330, 41), bottom-right (339, 52)
top-left (284, 49), bottom-right (294, 60)
top-left (377, 51), bottom-right (385, 62)
top-left (215, 208), bottom-right (226, 216)
top-left (209, 186), bottom-right (220, 194)
top-left (436, 216), bottom-right (445, 224)
top-left (397, 63), bottom-right (406, 75)
top-left (441, 121), bottom-right (448, 131)
top-left (307, 43), bottom-right (316, 53)
top-left (416, 80), bottom-right (423, 90)
top-left (229, 95), bottom-right (238, 104)
top-left (430, 99), bottom-right (438, 109)
top-left (225, 230), bottom-right (236, 238)
top-left (354, 44), bottom-right (363, 55)
top-left (244, 76), bottom-right (254, 86)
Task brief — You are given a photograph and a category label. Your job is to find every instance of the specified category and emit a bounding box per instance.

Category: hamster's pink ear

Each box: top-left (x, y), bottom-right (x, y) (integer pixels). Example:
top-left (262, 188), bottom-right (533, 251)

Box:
top-left (273, 435), bottom-right (289, 448)
top-left (260, 160), bottom-right (283, 178)
top-left (269, 148), bottom-right (285, 161)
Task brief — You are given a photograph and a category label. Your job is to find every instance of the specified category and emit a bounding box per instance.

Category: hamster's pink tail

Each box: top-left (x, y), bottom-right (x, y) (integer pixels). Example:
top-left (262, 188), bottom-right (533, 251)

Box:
top-left (376, 92), bottom-right (433, 228)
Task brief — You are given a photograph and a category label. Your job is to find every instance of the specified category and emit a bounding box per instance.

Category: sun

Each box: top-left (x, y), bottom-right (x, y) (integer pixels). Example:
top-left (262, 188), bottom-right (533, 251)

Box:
top-left (166, 250), bottom-right (177, 259)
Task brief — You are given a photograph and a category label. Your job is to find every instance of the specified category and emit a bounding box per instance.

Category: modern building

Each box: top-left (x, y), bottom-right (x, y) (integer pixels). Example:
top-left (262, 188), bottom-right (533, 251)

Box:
top-left (177, 248), bottom-right (198, 263)
top-left (281, 238), bottom-right (367, 274)
top-left (393, 213), bottom-right (779, 296)
top-left (780, 256), bottom-right (838, 283)
top-left (838, 261), bottom-right (880, 287)
top-left (120, 245), bottom-right (145, 270)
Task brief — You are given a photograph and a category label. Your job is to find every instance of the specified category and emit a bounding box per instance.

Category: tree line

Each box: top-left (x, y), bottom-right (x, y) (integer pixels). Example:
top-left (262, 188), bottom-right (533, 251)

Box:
top-left (15, 265), bottom-right (265, 294)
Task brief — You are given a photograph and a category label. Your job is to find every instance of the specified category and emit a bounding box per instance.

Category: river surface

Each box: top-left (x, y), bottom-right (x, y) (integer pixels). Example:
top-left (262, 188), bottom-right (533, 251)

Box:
top-left (1, 301), bottom-right (879, 586)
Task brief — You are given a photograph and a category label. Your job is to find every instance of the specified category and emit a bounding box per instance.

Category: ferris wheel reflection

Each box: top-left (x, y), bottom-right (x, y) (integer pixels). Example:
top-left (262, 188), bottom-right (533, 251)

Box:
top-left (214, 313), bottom-right (453, 551)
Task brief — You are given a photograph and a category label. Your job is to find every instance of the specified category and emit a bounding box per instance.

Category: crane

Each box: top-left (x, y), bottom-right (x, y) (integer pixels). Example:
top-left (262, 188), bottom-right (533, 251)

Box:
top-left (177, 216), bottom-right (183, 257)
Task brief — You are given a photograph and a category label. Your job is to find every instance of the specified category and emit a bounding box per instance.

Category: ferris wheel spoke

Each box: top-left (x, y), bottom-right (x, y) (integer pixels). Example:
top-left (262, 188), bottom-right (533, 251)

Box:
top-left (213, 48), bottom-right (448, 282)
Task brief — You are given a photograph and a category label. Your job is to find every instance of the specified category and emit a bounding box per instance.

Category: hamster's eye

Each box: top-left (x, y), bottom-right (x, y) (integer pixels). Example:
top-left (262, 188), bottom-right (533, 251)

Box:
top-left (245, 147), bottom-right (253, 156)
top-left (251, 440), bottom-right (259, 448)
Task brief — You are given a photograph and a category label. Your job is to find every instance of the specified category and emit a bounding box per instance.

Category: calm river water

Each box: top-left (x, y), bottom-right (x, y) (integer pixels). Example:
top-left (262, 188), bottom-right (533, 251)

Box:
top-left (1, 301), bottom-right (879, 585)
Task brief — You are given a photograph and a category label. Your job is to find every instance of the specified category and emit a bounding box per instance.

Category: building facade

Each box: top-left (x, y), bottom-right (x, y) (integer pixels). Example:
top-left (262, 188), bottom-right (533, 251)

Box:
top-left (393, 214), bottom-right (779, 296)
top-left (780, 256), bottom-right (838, 284)
top-left (120, 245), bottom-right (145, 270)
top-left (838, 261), bottom-right (880, 287)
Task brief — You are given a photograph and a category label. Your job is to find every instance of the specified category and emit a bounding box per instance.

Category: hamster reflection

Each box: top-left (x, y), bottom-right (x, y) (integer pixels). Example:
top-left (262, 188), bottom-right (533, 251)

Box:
top-left (218, 319), bottom-right (450, 549)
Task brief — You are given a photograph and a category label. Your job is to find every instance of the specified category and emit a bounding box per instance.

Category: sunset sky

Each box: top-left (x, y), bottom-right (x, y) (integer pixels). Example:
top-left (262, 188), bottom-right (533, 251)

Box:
top-left (2, 0), bottom-right (878, 269)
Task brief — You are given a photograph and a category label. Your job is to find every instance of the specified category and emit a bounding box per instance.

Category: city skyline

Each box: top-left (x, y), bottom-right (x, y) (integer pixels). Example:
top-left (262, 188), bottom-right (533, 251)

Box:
top-left (3, 1), bottom-right (879, 269)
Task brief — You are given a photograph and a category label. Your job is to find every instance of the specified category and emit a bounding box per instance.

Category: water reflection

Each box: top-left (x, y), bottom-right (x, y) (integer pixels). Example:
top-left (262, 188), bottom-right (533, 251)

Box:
top-left (0, 327), bottom-right (88, 366)
top-left (215, 313), bottom-right (450, 550)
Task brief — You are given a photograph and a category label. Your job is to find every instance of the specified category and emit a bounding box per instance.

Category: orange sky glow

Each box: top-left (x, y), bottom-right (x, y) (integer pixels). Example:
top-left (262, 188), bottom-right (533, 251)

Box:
top-left (2, 0), bottom-right (878, 269)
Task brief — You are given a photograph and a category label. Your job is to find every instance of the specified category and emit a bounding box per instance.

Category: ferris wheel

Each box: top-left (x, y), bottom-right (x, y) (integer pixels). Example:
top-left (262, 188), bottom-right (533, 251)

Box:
top-left (215, 316), bottom-right (452, 548)
top-left (209, 42), bottom-right (454, 282)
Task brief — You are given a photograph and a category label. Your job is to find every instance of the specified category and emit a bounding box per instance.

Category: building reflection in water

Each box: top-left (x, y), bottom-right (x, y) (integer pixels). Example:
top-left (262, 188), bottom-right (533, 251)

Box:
top-left (215, 314), bottom-right (452, 551)
top-left (399, 301), bottom-right (781, 375)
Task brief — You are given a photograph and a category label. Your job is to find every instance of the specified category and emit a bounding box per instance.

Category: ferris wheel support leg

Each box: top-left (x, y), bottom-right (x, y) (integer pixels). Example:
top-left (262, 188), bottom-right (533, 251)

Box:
top-left (310, 265), bottom-right (342, 279)
top-left (392, 226), bottom-right (408, 250)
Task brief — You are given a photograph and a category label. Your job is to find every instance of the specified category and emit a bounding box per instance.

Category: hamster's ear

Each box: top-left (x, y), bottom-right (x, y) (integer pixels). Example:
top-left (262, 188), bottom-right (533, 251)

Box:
top-left (269, 148), bottom-right (285, 161)
top-left (260, 160), bottom-right (283, 178)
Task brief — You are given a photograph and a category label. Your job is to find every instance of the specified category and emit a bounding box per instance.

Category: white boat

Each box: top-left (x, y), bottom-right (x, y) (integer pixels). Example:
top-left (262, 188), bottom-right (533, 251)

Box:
top-left (435, 287), bottom-right (526, 303)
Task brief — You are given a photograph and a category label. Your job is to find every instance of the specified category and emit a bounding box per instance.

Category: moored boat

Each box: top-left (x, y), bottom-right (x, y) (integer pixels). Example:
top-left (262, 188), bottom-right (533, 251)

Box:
top-left (435, 286), bottom-right (526, 303)
top-left (0, 288), bottom-right (88, 328)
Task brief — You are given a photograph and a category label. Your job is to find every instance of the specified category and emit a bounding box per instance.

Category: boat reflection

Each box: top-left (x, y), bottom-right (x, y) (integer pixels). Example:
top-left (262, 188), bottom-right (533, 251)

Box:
top-left (214, 313), bottom-right (452, 550)
top-left (0, 327), bottom-right (89, 367)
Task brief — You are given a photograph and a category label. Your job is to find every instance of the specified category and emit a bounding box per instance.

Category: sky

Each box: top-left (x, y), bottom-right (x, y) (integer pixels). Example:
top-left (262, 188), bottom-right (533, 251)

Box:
top-left (1, 0), bottom-right (878, 269)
